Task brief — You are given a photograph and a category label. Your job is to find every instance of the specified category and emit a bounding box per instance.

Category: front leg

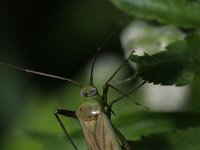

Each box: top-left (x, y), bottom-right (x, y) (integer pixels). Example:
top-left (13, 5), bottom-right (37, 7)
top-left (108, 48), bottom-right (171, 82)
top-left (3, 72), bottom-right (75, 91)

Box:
top-left (54, 109), bottom-right (78, 150)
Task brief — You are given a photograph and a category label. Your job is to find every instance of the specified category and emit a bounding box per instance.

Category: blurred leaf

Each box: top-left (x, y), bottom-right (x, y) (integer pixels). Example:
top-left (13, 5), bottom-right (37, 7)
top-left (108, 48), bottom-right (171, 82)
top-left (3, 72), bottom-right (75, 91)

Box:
top-left (189, 75), bottom-right (200, 112)
top-left (130, 127), bottom-right (200, 150)
top-left (121, 21), bottom-right (185, 56)
top-left (23, 130), bottom-right (83, 150)
top-left (129, 34), bottom-right (200, 86)
top-left (117, 112), bottom-right (200, 140)
top-left (110, 0), bottom-right (200, 29)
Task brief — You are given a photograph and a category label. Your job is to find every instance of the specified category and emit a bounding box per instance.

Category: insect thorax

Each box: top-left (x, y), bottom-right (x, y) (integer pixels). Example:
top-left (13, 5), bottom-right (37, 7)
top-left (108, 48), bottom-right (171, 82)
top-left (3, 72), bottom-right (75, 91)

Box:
top-left (76, 95), bottom-right (103, 121)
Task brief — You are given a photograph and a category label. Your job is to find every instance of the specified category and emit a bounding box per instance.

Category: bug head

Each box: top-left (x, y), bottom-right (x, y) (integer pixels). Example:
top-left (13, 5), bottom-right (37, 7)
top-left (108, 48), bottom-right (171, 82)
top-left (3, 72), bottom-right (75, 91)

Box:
top-left (80, 85), bottom-right (97, 97)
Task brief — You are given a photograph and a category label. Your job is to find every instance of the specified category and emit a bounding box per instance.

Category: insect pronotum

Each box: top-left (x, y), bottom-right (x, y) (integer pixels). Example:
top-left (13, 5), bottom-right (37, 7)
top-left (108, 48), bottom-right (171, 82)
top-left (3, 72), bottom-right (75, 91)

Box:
top-left (0, 22), bottom-right (148, 150)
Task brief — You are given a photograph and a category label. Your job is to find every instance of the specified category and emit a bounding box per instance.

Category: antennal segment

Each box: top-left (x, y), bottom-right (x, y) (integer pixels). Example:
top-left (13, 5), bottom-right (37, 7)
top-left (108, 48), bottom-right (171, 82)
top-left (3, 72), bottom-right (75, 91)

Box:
top-left (89, 20), bottom-right (123, 85)
top-left (0, 62), bottom-right (83, 88)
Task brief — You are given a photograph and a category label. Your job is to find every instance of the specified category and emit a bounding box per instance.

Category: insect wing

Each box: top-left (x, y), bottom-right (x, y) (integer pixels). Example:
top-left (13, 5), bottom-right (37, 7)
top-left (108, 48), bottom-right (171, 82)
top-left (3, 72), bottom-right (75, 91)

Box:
top-left (79, 112), bottom-right (122, 150)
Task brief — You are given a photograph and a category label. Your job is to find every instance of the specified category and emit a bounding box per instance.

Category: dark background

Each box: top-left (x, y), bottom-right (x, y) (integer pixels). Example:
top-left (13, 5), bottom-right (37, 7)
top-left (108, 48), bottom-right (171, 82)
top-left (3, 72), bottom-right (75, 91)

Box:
top-left (0, 0), bottom-right (125, 84)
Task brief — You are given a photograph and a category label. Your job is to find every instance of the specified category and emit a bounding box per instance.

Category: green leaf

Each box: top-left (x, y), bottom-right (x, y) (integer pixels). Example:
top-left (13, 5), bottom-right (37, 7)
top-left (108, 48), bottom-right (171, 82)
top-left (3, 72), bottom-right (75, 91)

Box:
top-left (130, 34), bottom-right (200, 86)
top-left (110, 0), bottom-right (200, 29)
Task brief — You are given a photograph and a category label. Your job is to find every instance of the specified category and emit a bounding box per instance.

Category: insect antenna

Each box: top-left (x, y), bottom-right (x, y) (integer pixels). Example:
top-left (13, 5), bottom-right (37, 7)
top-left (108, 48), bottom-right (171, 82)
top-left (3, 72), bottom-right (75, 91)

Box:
top-left (89, 20), bottom-right (123, 85)
top-left (0, 61), bottom-right (83, 88)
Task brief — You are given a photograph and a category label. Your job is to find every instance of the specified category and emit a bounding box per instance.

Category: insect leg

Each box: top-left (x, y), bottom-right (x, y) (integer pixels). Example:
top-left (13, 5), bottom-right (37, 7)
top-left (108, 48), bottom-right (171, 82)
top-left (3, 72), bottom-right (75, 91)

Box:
top-left (108, 81), bottom-right (149, 110)
top-left (113, 126), bottom-right (131, 150)
top-left (102, 51), bottom-right (135, 104)
top-left (106, 82), bottom-right (147, 119)
top-left (54, 109), bottom-right (79, 150)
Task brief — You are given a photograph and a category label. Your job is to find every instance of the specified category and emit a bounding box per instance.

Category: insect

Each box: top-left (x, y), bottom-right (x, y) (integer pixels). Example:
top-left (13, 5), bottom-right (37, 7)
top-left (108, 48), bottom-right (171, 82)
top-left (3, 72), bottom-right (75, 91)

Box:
top-left (0, 23), bottom-right (147, 150)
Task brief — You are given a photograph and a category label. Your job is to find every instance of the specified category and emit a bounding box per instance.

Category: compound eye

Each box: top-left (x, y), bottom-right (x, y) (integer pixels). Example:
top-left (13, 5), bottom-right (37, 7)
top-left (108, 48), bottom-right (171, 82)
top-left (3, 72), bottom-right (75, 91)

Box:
top-left (80, 90), bottom-right (85, 96)
top-left (89, 87), bottom-right (96, 96)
